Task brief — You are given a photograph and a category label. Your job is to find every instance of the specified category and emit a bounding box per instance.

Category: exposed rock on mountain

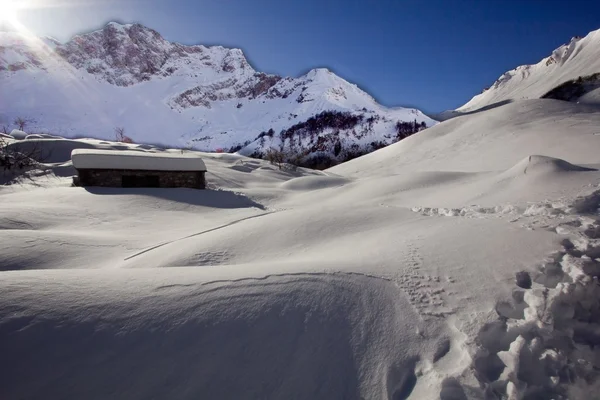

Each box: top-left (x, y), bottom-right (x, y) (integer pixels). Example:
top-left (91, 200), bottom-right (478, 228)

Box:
top-left (0, 22), bottom-right (435, 167)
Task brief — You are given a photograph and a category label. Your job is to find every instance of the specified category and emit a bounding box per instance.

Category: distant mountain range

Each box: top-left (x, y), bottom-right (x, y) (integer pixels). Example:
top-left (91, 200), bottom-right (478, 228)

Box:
top-left (2, 23), bottom-right (599, 166)
top-left (0, 22), bottom-right (435, 167)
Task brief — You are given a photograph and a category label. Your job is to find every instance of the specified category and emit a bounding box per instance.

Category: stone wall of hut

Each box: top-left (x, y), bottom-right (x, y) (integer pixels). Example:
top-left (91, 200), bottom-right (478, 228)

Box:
top-left (74, 169), bottom-right (206, 189)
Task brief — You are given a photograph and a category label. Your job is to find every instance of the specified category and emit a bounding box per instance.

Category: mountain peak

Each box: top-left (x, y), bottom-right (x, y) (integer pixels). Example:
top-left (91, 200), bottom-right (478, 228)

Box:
top-left (105, 21), bottom-right (132, 28)
top-left (304, 67), bottom-right (333, 79)
top-left (310, 67), bottom-right (331, 74)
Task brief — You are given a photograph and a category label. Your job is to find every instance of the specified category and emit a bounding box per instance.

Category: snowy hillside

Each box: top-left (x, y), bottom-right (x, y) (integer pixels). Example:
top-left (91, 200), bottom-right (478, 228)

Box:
top-left (0, 22), bottom-right (435, 165)
top-left (455, 28), bottom-right (600, 113)
top-left (1, 95), bottom-right (600, 399)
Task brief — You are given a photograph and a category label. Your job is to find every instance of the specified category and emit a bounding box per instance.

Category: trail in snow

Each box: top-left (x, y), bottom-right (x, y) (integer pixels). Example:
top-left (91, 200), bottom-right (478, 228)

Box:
top-left (410, 189), bottom-right (600, 398)
top-left (124, 210), bottom-right (276, 261)
top-left (466, 190), bottom-right (600, 399)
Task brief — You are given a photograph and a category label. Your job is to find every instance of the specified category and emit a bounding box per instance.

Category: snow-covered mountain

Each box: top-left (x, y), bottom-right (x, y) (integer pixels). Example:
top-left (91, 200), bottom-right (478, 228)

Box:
top-left (0, 22), bottom-right (435, 166)
top-left (454, 28), bottom-right (600, 113)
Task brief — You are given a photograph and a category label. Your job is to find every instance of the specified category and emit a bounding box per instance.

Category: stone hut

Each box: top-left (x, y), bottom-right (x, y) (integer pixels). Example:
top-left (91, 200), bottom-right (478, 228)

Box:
top-left (71, 149), bottom-right (207, 189)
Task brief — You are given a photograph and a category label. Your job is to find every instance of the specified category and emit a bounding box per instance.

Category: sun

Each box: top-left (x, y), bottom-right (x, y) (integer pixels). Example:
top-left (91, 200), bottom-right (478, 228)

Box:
top-left (0, 0), bottom-right (19, 23)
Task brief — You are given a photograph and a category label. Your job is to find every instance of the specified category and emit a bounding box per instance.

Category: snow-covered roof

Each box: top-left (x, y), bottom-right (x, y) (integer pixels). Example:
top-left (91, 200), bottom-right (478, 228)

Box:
top-left (71, 149), bottom-right (207, 172)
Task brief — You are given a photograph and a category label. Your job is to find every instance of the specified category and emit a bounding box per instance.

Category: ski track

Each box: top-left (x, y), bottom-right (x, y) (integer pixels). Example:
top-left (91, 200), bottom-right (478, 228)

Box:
top-left (124, 210), bottom-right (276, 261)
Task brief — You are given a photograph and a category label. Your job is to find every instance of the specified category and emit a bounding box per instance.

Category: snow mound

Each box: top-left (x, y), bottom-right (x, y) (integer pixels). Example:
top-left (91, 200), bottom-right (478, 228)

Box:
top-left (9, 129), bottom-right (28, 140)
top-left (500, 155), bottom-right (596, 178)
top-left (6, 138), bottom-right (97, 164)
top-left (0, 271), bottom-right (445, 400)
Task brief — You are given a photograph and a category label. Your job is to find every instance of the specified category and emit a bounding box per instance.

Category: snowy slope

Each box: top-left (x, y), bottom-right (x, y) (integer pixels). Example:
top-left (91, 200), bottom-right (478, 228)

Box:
top-left (332, 99), bottom-right (600, 176)
top-left (0, 23), bottom-right (435, 162)
top-left (1, 96), bottom-right (600, 399)
top-left (456, 28), bottom-right (600, 112)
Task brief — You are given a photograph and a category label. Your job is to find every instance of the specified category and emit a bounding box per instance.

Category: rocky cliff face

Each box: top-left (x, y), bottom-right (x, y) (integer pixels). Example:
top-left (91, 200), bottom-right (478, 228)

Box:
top-left (0, 22), bottom-right (436, 167)
top-left (55, 23), bottom-right (256, 87)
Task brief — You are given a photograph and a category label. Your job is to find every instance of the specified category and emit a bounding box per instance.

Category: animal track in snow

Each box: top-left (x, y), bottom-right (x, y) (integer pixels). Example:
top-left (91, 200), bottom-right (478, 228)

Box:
top-left (396, 239), bottom-right (454, 319)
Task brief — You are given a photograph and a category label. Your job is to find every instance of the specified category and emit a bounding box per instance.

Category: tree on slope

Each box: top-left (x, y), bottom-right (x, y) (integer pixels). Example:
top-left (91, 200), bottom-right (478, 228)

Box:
top-left (114, 127), bottom-right (134, 143)
top-left (13, 117), bottom-right (28, 131)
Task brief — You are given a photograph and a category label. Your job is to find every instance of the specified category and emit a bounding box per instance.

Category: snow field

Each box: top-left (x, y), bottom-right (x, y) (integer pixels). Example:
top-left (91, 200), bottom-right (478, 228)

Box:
top-left (1, 98), bottom-right (600, 399)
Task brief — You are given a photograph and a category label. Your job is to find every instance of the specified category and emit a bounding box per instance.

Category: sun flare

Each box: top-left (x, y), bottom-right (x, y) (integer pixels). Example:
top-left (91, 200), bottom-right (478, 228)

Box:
top-left (0, 0), bottom-right (19, 23)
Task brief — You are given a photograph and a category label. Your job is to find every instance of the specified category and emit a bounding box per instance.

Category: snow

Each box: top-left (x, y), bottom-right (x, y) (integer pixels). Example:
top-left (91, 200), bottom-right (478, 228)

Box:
top-left (578, 87), bottom-right (600, 105)
top-left (332, 99), bottom-right (600, 176)
top-left (1, 95), bottom-right (600, 398)
top-left (71, 149), bottom-right (207, 171)
top-left (457, 28), bottom-right (600, 112)
top-left (9, 129), bottom-right (27, 139)
top-left (0, 23), bottom-right (435, 157)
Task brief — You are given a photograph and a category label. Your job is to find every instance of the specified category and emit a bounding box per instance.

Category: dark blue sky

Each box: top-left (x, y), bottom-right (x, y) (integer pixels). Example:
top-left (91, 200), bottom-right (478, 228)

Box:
top-left (18, 0), bottom-right (600, 112)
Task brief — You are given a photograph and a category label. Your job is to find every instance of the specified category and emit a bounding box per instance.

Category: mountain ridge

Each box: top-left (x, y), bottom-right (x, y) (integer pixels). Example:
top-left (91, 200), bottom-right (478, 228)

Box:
top-left (454, 27), bottom-right (600, 113)
top-left (0, 22), bottom-right (435, 167)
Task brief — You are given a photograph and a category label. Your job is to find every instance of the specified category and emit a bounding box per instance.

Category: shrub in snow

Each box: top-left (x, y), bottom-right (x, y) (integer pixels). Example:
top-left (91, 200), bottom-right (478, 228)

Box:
top-left (0, 136), bottom-right (50, 180)
top-left (265, 147), bottom-right (285, 169)
top-left (279, 111), bottom-right (364, 141)
top-left (395, 120), bottom-right (427, 140)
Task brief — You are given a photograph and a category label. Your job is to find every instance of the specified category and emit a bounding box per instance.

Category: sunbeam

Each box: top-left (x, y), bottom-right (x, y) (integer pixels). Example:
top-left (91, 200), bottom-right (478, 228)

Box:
top-left (0, 0), bottom-right (118, 134)
top-left (0, 0), bottom-right (19, 23)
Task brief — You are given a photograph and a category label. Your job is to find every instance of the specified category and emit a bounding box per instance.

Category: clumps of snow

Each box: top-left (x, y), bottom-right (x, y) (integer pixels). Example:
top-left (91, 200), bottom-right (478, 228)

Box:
top-left (522, 203), bottom-right (566, 217)
top-left (568, 190), bottom-right (600, 214)
top-left (411, 204), bottom-right (518, 218)
top-left (462, 189), bottom-right (600, 399)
